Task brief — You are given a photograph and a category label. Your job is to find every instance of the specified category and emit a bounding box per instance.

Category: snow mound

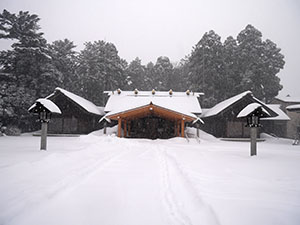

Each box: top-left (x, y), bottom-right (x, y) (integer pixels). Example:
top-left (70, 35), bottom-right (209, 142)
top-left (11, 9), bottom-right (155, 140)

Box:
top-left (185, 127), bottom-right (218, 142)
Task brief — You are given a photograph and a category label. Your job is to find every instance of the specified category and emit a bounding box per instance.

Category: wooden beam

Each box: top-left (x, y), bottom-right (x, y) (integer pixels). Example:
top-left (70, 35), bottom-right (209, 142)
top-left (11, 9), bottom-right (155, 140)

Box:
top-left (124, 120), bottom-right (127, 137)
top-left (181, 118), bottom-right (185, 138)
top-left (118, 117), bottom-right (122, 138)
top-left (128, 121), bottom-right (131, 137)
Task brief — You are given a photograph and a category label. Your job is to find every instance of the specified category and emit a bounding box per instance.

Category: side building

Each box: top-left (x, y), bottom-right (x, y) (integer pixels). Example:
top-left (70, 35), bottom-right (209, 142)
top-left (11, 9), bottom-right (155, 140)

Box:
top-left (271, 96), bottom-right (300, 139)
top-left (46, 88), bottom-right (104, 134)
top-left (200, 91), bottom-right (280, 138)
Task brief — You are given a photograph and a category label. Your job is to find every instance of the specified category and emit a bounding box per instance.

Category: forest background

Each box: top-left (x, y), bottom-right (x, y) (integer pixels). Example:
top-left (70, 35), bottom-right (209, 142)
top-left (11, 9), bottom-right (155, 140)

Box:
top-left (0, 10), bottom-right (285, 132)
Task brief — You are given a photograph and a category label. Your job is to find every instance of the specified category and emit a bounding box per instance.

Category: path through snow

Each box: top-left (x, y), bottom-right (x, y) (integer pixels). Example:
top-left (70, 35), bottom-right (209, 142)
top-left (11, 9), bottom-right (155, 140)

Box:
top-left (0, 133), bottom-right (300, 225)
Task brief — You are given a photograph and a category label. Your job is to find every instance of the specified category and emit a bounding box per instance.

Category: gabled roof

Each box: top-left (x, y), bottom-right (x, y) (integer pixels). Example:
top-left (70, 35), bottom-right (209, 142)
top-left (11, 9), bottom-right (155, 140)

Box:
top-left (202, 91), bottom-right (252, 117)
top-left (202, 91), bottom-right (278, 118)
top-left (275, 95), bottom-right (300, 103)
top-left (48, 87), bottom-right (103, 115)
top-left (104, 90), bottom-right (202, 120)
top-left (261, 104), bottom-right (290, 120)
top-left (106, 102), bottom-right (197, 122)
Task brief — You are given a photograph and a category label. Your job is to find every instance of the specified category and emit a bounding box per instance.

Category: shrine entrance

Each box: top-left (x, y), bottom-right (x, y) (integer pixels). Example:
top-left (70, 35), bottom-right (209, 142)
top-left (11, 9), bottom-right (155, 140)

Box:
top-left (106, 103), bottom-right (195, 139)
top-left (129, 116), bottom-right (175, 139)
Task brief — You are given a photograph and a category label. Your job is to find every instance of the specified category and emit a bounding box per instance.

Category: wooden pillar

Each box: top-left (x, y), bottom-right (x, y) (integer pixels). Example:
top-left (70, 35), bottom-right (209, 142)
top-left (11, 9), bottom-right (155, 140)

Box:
top-left (174, 121), bottom-right (177, 136)
top-left (128, 121), bottom-right (131, 137)
top-left (40, 122), bottom-right (48, 150)
top-left (250, 127), bottom-right (257, 156)
top-left (196, 123), bottom-right (200, 138)
top-left (177, 120), bottom-right (180, 137)
top-left (118, 117), bottom-right (122, 138)
top-left (124, 120), bottom-right (127, 137)
top-left (103, 121), bottom-right (107, 135)
top-left (181, 119), bottom-right (185, 138)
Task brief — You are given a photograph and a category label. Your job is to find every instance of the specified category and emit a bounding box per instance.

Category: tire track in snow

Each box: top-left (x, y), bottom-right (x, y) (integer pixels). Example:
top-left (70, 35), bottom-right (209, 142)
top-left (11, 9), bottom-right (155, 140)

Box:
top-left (156, 147), bottom-right (193, 225)
top-left (1, 140), bottom-right (146, 225)
top-left (156, 146), bottom-right (220, 225)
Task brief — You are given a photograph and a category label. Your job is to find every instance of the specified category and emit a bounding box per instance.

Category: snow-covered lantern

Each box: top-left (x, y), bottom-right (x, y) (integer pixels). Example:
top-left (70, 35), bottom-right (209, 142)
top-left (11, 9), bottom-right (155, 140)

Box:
top-left (28, 99), bottom-right (61, 150)
top-left (186, 90), bottom-right (190, 95)
top-left (237, 103), bottom-right (271, 156)
top-left (117, 88), bottom-right (121, 95)
top-left (134, 88), bottom-right (138, 95)
top-left (169, 89), bottom-right (173, 96)
top-left (152, 89), bottom-right (155, 95)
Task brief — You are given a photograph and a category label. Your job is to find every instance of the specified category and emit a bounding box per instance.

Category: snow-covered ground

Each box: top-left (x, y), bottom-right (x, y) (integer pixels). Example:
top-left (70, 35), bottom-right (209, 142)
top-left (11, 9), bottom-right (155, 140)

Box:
top-left (0, 129), bottom-right (300, 225)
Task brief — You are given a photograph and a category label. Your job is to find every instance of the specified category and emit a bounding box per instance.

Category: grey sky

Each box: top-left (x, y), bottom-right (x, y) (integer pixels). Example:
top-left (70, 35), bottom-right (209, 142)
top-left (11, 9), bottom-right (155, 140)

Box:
top-left (1, 0), bottom-right (299, 97)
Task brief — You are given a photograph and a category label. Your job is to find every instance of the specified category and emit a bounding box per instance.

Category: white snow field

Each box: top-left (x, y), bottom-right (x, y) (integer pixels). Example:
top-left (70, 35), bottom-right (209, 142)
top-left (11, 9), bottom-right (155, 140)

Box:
top-left (0, 129), bottom-right (300, 225)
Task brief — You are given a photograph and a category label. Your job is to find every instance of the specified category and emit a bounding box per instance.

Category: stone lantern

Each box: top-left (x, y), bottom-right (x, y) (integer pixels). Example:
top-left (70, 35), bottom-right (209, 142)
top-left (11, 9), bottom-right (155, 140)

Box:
top-left (237, 103), bottom-right (271, 156)
top-left (29, 98), bottom-right (61, 150)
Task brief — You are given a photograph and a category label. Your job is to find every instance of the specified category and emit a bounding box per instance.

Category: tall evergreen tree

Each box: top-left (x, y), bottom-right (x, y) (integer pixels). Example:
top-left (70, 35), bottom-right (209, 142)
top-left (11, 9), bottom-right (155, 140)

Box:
top-left (152, 56), bottom-right (173, 91)
top-left (48, 39), bottom-right (79, 91)
top-left (125, 57), bottom-right (146, 90)
top-left (222, 36), bottom-right (240, 98)
top-left (77, 40), bottom-right (126, 105)
top-left (236, 24), bottom-right (285, 102)
top-left (187, 30), bottom-right (224, 107)
top-left (0, 10), bottom-right (61, 130)
top-left (186, 25), bottom-right (285, 106)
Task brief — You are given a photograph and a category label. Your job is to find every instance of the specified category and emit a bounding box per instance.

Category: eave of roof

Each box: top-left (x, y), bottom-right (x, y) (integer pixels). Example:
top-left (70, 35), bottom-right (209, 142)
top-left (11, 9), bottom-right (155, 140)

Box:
top-left (48, 87), bottom-right (103, 116)
top-left (202, 91), bottom-right (278, 118)
top-left (106, 103), bottom-right (197, 122)
top-left (202, 91), bottom-right (252, 117)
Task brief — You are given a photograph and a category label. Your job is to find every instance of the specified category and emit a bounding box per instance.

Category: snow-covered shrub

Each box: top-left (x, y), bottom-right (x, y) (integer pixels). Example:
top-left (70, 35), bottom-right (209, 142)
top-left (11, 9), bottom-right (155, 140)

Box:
top-left (4, 126), bottom-right (21, 136)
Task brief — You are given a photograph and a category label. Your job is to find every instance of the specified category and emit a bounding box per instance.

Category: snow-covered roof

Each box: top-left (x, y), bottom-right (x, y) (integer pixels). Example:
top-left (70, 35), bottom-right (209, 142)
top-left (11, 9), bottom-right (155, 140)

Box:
top-left (237, 103), bottom-right (270, 118)
top-left (52, 88), bottom-right (103, 115)
top-left (104, 90), bottom-right (202, 119)
top-left (275, 96), bottom-right (300, 103)
top-left (28, 98), bottom-right (61, 114)
top-left (261, 104), bottom-right (290, 120)
top-left (202, 91), bottom-right (252, 117)
top-left (286, 104), bottom-right (300, 111)
top-left (97, 106), bottom-right (105, 115)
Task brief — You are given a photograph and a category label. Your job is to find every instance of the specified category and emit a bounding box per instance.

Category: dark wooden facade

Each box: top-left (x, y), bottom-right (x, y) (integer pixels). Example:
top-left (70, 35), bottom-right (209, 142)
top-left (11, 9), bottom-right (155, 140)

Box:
top-left (202, 93), bottom-right (277, 138)
top-left (47, 91), bottom-right (102, 134)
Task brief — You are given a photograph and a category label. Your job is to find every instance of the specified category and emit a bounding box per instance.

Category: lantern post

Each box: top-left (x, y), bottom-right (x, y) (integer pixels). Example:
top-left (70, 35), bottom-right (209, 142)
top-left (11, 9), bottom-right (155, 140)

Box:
top-left (237, 103), bottom-right (271, 157)
top-left (246, 114), bottom-right (261, 156)
top-left (28, 98), bottom-right (61, 151)
top-left (39, 110), bottom-right (51, 150)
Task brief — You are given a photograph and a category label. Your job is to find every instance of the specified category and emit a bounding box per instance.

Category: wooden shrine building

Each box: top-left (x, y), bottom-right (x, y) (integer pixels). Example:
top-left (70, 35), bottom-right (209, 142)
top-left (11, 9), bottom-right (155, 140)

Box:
top-left (46, 88), bottom-right (104, 134)
top-left (103, 89), bottom-right (202, 139)
top-left (200, 91), bottom-right (279, 138)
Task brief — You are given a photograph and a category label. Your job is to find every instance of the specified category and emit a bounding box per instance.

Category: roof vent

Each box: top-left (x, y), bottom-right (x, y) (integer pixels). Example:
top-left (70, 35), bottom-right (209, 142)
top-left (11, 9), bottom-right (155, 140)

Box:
top-left (169, 89), bottom-right (173, 96)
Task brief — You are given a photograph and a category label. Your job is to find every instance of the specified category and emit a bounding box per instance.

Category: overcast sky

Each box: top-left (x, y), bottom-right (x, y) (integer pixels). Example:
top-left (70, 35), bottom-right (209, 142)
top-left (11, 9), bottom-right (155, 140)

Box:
top-left (1, 0), bottom-right (299, 97)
